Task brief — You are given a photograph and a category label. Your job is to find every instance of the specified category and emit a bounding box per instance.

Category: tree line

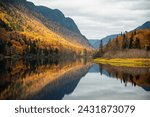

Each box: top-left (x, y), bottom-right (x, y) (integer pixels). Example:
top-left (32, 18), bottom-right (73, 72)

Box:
top-left (0, 33), bottom-right (89, 58)
top-left (93, 30), bottom-right (150, 58)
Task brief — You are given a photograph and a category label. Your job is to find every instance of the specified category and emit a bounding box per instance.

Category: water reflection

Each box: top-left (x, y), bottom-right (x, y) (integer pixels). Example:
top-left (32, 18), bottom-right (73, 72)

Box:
top-left (98, 64), bottom-right (150, 91)
top-left (1, 58), bottom-right (150, 100)
top-left (0, 59), bottom-right (92, 100)
top-left (63, 64), bottom-right (150, 100)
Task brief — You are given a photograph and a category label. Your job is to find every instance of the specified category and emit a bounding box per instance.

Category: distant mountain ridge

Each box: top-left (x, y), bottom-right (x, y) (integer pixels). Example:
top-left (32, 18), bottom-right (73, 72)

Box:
top-left (89, 21), bottom-right (150, 49)
top-left (88, 39), bottom-right (100, 49)
top-left (89, 34), bottom-right (118, 49)
top-left (136, 21), bottom-right (150, 30)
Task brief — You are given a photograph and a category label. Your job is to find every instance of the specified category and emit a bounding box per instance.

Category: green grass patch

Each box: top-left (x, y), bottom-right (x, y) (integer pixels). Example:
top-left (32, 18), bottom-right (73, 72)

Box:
top-left (94, 58), bottom-right (150, 67)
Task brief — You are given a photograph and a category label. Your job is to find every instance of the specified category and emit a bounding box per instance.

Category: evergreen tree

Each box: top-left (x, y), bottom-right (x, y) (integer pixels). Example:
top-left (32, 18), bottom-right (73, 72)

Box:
top-left (99, 40), bottom-right (103, 53)
top-left (134, 29), bottom-right (137, 35)
top-left (115, 38), bottom-right (119, 50)
top-left (135, 37), bottom-right (141, 49)
top-left (129, 37), bottom-right (133, 49)
top-left (122, 34), bottom-right (127, 49)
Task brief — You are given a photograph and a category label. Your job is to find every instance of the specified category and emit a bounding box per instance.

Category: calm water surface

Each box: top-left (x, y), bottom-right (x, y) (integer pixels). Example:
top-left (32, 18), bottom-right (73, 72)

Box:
top-left (0, 59), bottom-right (150, 100)
top-left (64, 64), bottom-right (150, 100)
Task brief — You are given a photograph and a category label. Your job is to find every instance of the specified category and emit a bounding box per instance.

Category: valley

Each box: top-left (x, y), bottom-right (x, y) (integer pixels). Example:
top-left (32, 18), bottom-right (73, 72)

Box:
top-left (0, 0), bottom-right (150, 100)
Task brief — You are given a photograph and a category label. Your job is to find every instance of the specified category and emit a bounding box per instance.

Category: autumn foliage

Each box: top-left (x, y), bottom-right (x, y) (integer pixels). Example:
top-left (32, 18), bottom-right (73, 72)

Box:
top-left (0, 1), bottom-right (92, 58)
top-left (96, 29), bottom-right (150, 58)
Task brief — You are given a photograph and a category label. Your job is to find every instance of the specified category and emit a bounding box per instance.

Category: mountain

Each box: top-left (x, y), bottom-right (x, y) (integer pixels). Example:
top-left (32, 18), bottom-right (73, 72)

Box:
top-left (0, 0), bottom-right (92, 57)
top-left (89, 34), bottom-right (118, 49)
top-left (88, 39), bottom-right (99, 49)
top-left (101, 34), bottom-right (119, 45)
top-left (89, 21), bottom-right (150, 49)
top-left (107, 21), bottom-right (150, 51)
top-left (93, 22), bottom-right (150, 58)
top-left (136, 21), bottom-right (150, 30)
top-left (37, 6), bottom-right (81, 34)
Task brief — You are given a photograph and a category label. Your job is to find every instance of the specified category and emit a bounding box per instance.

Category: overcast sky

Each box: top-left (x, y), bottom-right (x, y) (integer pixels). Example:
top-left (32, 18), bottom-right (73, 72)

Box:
top-left (28, 0), bottom-right (150, 39)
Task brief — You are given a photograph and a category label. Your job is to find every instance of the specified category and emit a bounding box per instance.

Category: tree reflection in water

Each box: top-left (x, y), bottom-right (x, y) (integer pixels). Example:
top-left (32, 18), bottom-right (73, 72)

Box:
top-left (0, 58), bottom-right (92, 100)
top-left (98, 64), bottom-right (150, 90)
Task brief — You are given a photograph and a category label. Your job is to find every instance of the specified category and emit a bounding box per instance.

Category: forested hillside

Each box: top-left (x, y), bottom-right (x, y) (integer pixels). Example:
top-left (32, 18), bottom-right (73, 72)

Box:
top-left (95, 23), bottom-right (150, 58)
top-left (106, 29), bottom-right (150, 51)
top-left (0, 0), bottom-right (92, 58)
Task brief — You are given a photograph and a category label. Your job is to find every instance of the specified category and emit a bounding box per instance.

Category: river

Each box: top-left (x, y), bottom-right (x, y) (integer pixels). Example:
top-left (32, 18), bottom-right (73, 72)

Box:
top-left (0, 59), bottom-right (150, 100)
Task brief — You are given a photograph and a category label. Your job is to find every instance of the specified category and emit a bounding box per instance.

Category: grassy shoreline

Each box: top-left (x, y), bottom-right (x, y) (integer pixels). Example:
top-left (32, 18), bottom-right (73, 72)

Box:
top-left (94, 58), bottom-right (150, 67)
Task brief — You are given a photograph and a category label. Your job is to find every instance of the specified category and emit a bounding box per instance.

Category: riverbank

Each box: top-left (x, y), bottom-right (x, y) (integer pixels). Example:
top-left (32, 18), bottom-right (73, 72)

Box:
top-left (94, 58), bottom-right (150, 67)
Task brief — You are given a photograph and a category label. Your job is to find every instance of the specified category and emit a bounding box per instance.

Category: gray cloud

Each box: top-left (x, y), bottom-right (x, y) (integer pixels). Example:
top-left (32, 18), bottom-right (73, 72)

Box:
top-left (28, 0), bottom-right (150, 39)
